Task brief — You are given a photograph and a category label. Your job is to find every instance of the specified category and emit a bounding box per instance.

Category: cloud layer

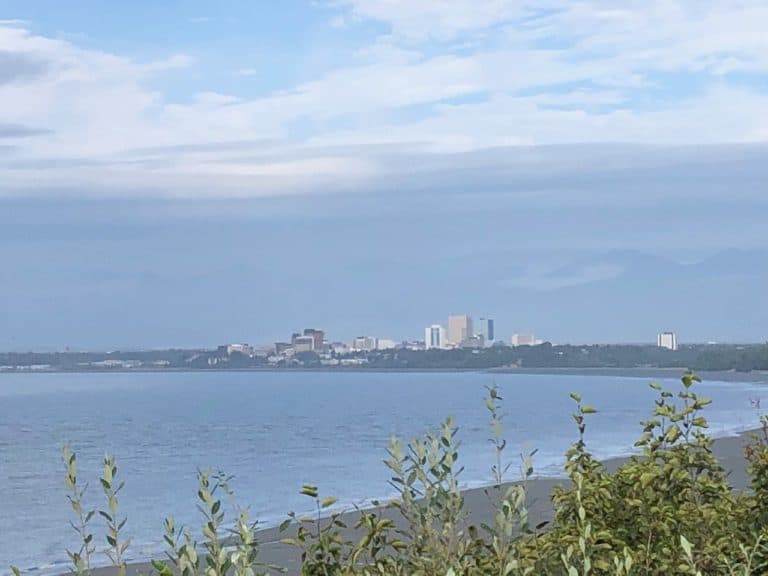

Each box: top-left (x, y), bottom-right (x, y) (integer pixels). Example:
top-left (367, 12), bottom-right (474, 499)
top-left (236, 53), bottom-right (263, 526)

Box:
top-left (0, 2), bottom-right (766, 196)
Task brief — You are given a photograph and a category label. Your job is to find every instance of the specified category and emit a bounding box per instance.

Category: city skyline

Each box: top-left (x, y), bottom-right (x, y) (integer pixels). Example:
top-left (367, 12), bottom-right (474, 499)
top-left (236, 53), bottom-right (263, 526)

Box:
top-left (0, 311), bottom-right (756, 353)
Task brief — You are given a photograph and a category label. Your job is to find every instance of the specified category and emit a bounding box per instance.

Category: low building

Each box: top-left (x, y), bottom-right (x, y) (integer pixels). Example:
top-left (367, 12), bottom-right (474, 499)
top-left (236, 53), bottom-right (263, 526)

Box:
top-left (376, 338), bottom-right (397, 350)
top-left (274, 342), bottom-right (294, 355)
top-left (351, 336), bottom-right (378, 351)
top-left (218, 343), bottom-right (253, 356)
top-left (330, 342), bottom-right (350, 355)
top-left (252, 346), bottom-right (274, 358)
top-left (403, 340), bottom-right (425, 351)
top-left (340, 357), bottom-right (369, 366)
top-left (461, 335), bottom-right (485, 349)
top-left (511, 334), bottom-right (537, 346)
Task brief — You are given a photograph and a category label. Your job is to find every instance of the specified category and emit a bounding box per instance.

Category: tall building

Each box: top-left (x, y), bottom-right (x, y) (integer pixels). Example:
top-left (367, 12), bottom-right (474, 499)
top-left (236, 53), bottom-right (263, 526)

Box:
top-left (476, 317), bottom-right (495, 345)
top-left (511, 333), bottom-right (537, 346)
top-left (303, 328), bottom-right (325, 351)
top-left (293, 336), bottom-right (315, 353)
top-left (657, 332), bottom-right (678, 351)
top-left (425, 324), bottom-right (446, 350)
top-left (447, 315), bottom-right (473, 346)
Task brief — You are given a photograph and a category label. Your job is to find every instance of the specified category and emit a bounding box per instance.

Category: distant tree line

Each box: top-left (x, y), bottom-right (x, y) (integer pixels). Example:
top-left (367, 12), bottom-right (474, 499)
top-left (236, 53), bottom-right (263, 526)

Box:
top-left (361, 343), bottom-right (768, 372)
top-left (1, 343), bottom-right (767, 372)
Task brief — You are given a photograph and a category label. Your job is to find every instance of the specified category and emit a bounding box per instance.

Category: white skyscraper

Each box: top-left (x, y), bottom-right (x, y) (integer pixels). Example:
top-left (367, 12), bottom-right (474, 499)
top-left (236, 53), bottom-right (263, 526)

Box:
top-left (657, 332), bottom-right (678, 351)
top-left (425, 324), bottom-right (446, 350)
top-left (447, 315), bottom-right (473, 346)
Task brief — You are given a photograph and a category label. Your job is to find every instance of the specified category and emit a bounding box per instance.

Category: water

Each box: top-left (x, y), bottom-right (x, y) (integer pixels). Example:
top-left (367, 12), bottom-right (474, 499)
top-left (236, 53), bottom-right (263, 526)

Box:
top-left (0, 370), bottom-right (765, 572)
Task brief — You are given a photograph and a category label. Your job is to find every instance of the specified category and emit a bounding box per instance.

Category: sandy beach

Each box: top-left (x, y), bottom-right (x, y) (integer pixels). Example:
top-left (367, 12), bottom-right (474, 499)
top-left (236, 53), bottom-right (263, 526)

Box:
top-left (83, 427), bottom-right (759, 576)
top-left (486, 367), bottom-right (768, 384)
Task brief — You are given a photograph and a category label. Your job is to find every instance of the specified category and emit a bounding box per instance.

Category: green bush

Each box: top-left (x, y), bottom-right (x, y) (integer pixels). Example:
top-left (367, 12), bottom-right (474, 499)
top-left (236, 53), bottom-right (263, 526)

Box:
top-left (10, 372), bottom-right (768, 575)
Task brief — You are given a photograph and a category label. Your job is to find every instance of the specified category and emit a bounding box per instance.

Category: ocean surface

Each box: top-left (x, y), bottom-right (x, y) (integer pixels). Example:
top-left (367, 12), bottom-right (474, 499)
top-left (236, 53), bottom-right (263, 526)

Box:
top-left (1, 370), bottom-right (766, 573)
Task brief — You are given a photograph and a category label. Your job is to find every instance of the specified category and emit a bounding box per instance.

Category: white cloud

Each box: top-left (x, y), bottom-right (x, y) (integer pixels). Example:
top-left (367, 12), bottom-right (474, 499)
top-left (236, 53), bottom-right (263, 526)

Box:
top-left (0, 1), bottom-right (767, 197)
top-left (332, 0), bottom-right (535, 41)
top-left (506, 264), bottom-right (625, 291)
top-left (235, 67), bottom-right (258, 77)
top-left (329, 14), bottom-right (348, 28)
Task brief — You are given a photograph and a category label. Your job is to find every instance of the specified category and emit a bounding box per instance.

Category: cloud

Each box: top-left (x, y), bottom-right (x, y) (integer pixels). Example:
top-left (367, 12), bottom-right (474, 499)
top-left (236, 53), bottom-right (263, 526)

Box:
top-left (506, 264), bottom-right (625, 291)
top-left (0, 122), bottom-right (50, 138)
top-left (0, 3), bottom-right (766, 197)
top-left (0, 49), bottom-right (51, 85)
top-left (235, 67), bottom-right (258, 77)
top-left (329, 15), bottom-right (348, 29)
top-left (332, 0), bottom-right (531, 41)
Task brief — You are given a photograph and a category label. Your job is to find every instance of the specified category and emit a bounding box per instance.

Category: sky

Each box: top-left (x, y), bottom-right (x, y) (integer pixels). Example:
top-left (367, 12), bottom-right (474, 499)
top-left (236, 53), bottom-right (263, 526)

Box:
top-left (0, 1), bottom-right (767, 349)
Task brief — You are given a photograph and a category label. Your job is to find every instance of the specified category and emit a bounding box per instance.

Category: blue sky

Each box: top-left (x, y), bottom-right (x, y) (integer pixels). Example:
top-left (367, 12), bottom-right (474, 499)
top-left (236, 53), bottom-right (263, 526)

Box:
top-left (1, 2), bottom-right (767, 348)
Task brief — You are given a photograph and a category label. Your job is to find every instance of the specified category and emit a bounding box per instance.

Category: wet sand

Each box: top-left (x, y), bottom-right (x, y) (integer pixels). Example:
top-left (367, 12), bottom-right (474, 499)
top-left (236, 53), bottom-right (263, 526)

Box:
top-left (486, 367), bottom-right (768, 384)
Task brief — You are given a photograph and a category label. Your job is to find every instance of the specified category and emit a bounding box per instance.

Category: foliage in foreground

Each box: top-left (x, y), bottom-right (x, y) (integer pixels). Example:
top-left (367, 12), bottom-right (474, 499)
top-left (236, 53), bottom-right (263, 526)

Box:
top-left (10, 372), bottom-right (768, 576)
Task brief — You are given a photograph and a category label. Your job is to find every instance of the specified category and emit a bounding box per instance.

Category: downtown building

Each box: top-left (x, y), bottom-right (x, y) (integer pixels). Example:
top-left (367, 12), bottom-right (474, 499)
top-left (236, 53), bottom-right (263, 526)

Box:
top-left (475, 317), bottom-right (495, 346)
top-left (511, 333), bottom-right (538, 346)
top-left (447, 315), bottom-right (473, 347)
top-left (657, 332), bottom-right (678, 351)
top-left (424, 324), bottom-right (447, 350)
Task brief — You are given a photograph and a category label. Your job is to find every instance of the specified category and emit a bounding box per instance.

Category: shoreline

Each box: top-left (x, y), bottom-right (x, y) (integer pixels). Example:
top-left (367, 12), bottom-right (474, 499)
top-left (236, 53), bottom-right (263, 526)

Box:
top-left (486, 366), bottom-right (768, 383)
top-left (2, 367), bottom-right (767, 383)
top-left (59, 427), bottom-right (760, 576)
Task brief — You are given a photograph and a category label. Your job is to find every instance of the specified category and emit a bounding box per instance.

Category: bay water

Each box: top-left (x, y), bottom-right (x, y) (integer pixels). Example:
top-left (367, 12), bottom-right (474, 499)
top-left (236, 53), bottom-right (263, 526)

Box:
top-left (1, 371), bottom-right (766, 572)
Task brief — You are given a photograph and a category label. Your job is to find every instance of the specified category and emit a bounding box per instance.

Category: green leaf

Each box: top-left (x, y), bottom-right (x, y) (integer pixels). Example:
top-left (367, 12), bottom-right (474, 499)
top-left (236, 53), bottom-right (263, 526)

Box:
top-left (300, 484), bottom-right (318, 498)
top-left (569, 392), bottom-right (582, 402)
top-left (666, 425), bottom-right (681, 443)
top-left (581, 405), bottom-right (597, 414)
top-left (640, 472), bottom-right (655, 488)
top-left (680, 535), bottom-right (693, 558)
top-left (280, 537), bottom-right (300, 547)
top-left (320, 496), bottom-right (338, 509)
